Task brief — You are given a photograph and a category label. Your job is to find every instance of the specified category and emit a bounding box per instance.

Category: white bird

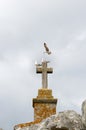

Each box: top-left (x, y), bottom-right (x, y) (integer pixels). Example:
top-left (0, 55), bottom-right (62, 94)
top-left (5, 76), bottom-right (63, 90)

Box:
top-left (35, 61), bottom-right (42, 66)
top-left (44, 43), bottom-right (51, 55)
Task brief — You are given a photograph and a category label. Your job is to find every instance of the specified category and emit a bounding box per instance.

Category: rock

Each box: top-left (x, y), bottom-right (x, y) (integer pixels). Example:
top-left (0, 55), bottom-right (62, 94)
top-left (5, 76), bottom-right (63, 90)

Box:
top-left (37, 110), bottom-right (82, 130)
top-left (15, 110), bottom-right (82, 130)
top-left (14, 124), bottom-right (39, 130)
top-left (82, 100), bottom-right (86, 129)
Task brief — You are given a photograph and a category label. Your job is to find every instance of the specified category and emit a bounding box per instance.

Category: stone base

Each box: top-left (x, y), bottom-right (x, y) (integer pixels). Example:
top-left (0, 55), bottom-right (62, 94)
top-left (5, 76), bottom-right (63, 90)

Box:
top-left (33, 89), bottom-right (57, 121)
top-left (37, 89), bottom-right (53, 99)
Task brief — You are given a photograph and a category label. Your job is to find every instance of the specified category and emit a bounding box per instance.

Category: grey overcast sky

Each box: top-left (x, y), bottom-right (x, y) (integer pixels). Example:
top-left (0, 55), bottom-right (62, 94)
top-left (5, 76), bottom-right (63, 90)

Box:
top-left (0, 0), bottom-right (86, 130)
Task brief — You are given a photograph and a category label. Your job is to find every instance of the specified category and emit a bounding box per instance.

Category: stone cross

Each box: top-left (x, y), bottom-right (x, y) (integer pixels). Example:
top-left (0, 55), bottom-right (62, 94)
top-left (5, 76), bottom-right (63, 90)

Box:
top-left (36, 61), bottom-right (53, 88)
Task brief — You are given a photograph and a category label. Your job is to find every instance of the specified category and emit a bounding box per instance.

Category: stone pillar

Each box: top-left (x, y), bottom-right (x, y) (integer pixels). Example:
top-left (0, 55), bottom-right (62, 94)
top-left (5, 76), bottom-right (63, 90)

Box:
top-left (33, 88), bottom-right (57, 121)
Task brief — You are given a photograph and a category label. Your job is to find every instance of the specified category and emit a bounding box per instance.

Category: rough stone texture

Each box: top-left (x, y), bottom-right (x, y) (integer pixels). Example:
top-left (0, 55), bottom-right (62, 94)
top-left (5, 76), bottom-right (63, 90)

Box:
top-left (14, 110), bottom-right (83, 130)
top-left (37, 89), bottom-right (53, 99)
top-left (82, 100), bottom-right (86, 129)
top-left (37, 110), bottom-right (82, 130)
top-left (33, 89), bottom-right (57, 121)
top-left (14, 100), bottom-right (86, 130)
top-left (33, 102), bottom-right (56, 120)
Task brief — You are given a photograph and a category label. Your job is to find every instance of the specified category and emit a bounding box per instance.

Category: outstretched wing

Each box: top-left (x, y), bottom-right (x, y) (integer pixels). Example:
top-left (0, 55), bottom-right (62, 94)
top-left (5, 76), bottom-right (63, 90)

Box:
top-left (44, 43), bottom-right (49, 52)
top-left (44, 43), bottom-right (51, 55)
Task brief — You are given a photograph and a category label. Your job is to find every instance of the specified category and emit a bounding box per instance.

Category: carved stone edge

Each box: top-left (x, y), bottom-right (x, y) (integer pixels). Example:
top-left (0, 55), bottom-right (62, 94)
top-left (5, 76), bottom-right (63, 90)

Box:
top-left (32, 98), bottom-right (57, 107)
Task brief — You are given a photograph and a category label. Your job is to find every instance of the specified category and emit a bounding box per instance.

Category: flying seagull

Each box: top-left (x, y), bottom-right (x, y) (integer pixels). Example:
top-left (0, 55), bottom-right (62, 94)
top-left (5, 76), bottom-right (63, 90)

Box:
top-left (44, 43), bottom-right (51, 55)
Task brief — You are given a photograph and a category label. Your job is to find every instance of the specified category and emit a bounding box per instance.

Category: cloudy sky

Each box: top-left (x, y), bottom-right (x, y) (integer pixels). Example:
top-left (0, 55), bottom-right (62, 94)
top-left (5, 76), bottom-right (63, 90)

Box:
top-left (0, 0), bottom-right (86, 130)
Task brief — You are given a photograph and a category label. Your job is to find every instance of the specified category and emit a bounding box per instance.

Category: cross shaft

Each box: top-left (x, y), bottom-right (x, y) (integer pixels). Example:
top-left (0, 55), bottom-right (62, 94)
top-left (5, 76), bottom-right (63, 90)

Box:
top-left (36, 61), bottom-right (53, 88)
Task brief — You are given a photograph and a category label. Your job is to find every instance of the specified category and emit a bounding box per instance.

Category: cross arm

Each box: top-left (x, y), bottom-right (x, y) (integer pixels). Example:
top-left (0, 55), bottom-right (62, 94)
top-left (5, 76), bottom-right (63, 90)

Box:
top-left (36, 67), bottom-right (42, 73)
top-left (36, 67), bottom-right (53, 73)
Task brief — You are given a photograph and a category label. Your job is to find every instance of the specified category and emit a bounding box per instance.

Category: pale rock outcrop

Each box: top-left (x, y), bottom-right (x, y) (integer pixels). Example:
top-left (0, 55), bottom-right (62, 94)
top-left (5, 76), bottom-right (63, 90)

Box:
top-left (82, 100), bottom-right (86, 129)
top-left (37, 110), bottom-right (82, 130)
top-left (14, 100), bottom-right (86, 130)
top-left (15, 110), bottom-right (82, 130)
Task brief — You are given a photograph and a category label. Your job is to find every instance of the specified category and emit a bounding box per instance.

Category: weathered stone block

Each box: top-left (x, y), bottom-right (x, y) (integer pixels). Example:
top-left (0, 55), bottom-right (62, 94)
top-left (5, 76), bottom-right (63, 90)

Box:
top-left (37, 89), bottom-right (53, 99)
top-left (33, 89), bottom-right (57, 121)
